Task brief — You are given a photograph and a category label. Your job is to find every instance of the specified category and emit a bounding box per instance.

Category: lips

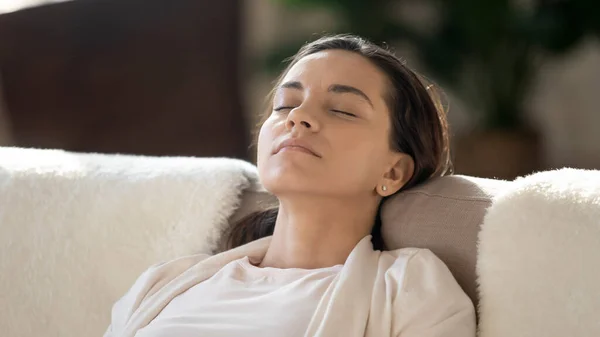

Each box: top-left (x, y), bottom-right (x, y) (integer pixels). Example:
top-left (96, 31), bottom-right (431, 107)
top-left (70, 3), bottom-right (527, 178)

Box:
top-left (274, 138), bottom-right (321, 158)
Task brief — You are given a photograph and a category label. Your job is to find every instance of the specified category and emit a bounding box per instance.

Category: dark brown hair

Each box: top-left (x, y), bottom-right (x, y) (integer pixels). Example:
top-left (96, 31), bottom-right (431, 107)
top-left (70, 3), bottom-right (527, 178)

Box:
top-left (218, 34), bottom-right (452, 252)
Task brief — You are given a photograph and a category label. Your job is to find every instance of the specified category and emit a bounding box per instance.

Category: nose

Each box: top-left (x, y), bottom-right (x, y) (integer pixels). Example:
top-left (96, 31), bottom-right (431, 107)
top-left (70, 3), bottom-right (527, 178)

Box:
top-left (285, 106), bottom-right (319, 132)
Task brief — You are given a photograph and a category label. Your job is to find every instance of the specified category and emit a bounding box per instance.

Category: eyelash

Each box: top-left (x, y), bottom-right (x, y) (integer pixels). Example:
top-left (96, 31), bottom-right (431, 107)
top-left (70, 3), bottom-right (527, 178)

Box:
top-left (331, 109), bottom-right (357, 118)
top-left (273, 107), bottom-right (357, 118)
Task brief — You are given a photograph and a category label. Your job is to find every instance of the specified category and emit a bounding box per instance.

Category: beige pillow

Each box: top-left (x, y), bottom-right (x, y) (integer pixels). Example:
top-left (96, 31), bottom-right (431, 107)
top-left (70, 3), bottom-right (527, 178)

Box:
top-left (381, 175), bottom-right (509, 306)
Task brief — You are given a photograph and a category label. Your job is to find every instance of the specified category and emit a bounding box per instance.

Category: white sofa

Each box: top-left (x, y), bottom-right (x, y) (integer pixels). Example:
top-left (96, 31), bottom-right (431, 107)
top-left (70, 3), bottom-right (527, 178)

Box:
top-left (1, 147), bottom-right (599, 337)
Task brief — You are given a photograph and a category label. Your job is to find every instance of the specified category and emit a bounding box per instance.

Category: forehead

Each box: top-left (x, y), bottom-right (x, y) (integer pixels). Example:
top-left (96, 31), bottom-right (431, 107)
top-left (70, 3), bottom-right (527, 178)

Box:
top-left (282, 50), bottom-right (387, 96)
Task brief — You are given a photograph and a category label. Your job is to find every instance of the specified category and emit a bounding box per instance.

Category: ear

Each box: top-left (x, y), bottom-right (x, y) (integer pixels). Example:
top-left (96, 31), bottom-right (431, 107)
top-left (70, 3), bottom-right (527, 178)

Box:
top-left (376, 153), bottom-right (414, 197)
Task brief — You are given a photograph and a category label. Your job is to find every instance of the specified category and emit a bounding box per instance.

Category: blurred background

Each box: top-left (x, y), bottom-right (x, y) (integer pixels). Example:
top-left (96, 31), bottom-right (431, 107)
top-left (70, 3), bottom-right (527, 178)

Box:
top-left (0, 0), bottom-right (598, 179)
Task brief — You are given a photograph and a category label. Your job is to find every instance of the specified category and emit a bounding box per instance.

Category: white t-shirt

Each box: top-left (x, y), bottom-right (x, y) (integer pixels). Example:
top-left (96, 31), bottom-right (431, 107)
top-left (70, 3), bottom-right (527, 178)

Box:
top-left (135, 256), bottom-right (343, 337)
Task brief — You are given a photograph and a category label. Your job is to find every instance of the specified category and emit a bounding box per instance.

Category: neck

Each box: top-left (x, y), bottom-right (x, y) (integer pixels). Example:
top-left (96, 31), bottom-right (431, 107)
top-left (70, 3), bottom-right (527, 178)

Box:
top-left (259, 194), bottom-right (379, 269)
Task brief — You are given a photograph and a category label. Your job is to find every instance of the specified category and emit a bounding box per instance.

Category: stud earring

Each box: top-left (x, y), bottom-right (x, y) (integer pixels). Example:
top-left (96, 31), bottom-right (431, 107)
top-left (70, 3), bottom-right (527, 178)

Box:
top-left (381, 185), bottom-right (387, 192)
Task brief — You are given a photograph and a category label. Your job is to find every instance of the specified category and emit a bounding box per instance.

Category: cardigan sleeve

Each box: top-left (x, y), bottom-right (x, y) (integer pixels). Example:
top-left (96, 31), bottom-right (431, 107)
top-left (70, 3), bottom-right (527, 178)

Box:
top-left (103, 254), bottom-right (210, 337)
top-left (103, 262), bottom-right (164, 337)
top-left (391, 249), bottom-right (476, 337)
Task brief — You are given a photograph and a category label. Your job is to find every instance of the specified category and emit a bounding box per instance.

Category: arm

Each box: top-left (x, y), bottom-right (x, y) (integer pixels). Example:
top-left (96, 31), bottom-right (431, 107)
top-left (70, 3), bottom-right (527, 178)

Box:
top-left (103, 261), bottom-right (171, 337)
top-left (103, 254), bottom-right (210, 336)
top-left (392, 250), bottom-right (476, 337)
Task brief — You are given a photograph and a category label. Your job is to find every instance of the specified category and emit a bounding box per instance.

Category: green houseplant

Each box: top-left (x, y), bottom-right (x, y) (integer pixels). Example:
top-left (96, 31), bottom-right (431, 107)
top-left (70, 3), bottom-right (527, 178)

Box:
top-left (264, 0), bottom-right (599, 178)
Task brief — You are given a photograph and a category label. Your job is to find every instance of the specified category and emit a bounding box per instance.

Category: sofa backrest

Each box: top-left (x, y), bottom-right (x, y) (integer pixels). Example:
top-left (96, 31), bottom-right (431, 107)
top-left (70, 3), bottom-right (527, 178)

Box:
top-left (0, 147), bottom-right (268, 337)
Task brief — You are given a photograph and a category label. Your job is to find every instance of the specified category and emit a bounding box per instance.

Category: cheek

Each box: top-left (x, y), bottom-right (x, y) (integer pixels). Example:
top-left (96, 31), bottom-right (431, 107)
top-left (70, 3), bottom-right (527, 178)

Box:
top-left (256, 116), bottom-right (280, 175)
top-left (338, 131), bottom-right (381, 161)
top-left (257, 123), bottom-right (272, 166)
top-left (331, 132), bottom-right (389, 183)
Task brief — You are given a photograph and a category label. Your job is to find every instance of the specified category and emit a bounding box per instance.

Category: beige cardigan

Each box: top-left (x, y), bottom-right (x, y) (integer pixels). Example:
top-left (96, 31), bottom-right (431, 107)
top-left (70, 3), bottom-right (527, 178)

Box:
top-left (105, 236), bottom-right (475, 337)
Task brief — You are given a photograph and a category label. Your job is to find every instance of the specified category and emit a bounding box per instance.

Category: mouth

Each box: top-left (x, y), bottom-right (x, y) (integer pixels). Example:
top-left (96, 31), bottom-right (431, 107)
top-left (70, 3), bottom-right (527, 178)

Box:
top-left (278, 145), bottom-right (319, 157)
top-left (274, 139), bottom-right (321, 158)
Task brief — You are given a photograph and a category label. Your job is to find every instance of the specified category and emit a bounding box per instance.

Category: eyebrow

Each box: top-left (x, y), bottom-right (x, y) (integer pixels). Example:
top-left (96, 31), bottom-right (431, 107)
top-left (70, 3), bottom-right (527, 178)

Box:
top-left (279, 81), bottom-right (374, 108)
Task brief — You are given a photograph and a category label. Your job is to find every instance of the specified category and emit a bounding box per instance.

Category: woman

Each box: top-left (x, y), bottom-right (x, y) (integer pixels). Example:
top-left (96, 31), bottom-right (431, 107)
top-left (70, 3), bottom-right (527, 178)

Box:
top-left (105, 34), bottom-right (476, 337)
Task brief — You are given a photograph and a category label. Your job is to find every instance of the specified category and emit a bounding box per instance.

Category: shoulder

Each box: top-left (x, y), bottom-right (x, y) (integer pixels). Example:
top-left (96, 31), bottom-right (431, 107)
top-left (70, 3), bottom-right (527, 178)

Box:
top-left (386, 247), bottom-right (449, 273)
top-left (146, 253), bottom-right (212, 278)
top-left (380, 248), bottom-right (476, 337)
top-left (119, 252), bottom-right (211, 299)
top-left (382, 246), bottom-right (440, 262)
top-left (379, 247), bottom-right (441, 279)
top-left (380, 247), bottom-right (463, 298)
top-left (125, 253), bottom-right (212, 298)
top-left (129, 252), bottom-right (212, 297)
top-left (107, 253), bottom-right (211, 335)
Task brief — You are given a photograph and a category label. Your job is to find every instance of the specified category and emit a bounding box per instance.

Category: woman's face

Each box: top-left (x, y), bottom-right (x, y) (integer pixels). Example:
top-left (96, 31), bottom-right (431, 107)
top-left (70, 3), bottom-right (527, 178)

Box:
top-left (257, 50), bottom-right (401, 198)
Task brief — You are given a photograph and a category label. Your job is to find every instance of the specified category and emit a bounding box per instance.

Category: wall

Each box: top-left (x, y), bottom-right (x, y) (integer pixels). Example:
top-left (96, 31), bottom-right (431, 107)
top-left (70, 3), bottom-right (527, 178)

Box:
top-left (0, 74), bottom-right (13, 146)
top-left (0, 0), bottom-right (249, 159)
top-left (529, 39), bottom-right (600, 169)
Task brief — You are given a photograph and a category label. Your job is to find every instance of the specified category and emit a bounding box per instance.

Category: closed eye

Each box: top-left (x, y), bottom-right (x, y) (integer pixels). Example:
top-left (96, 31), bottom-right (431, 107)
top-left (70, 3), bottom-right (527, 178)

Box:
top-left (273, 106), bottom-right (295, 112)
top-left (332, 109), bottom-right (357, 117)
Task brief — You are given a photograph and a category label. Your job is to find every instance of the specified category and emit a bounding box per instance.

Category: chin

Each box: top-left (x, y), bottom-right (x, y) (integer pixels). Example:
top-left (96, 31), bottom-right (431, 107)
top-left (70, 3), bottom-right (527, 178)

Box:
top-left (261, 170), bottom-right (304, 191)
top-left (259, 166), bottom-right (319, 196)
top-left (258, 151), bottom-right (324, 191)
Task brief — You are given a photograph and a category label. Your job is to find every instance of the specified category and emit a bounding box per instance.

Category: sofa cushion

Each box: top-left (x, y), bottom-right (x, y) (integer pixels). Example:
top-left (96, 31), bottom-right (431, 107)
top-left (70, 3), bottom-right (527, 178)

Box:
top-left (0, 147), bottom-right (263, 337)
top-left (477, 169), bottom-right (600, 337)
top-left (381, 175), bottom-right (509, 306)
